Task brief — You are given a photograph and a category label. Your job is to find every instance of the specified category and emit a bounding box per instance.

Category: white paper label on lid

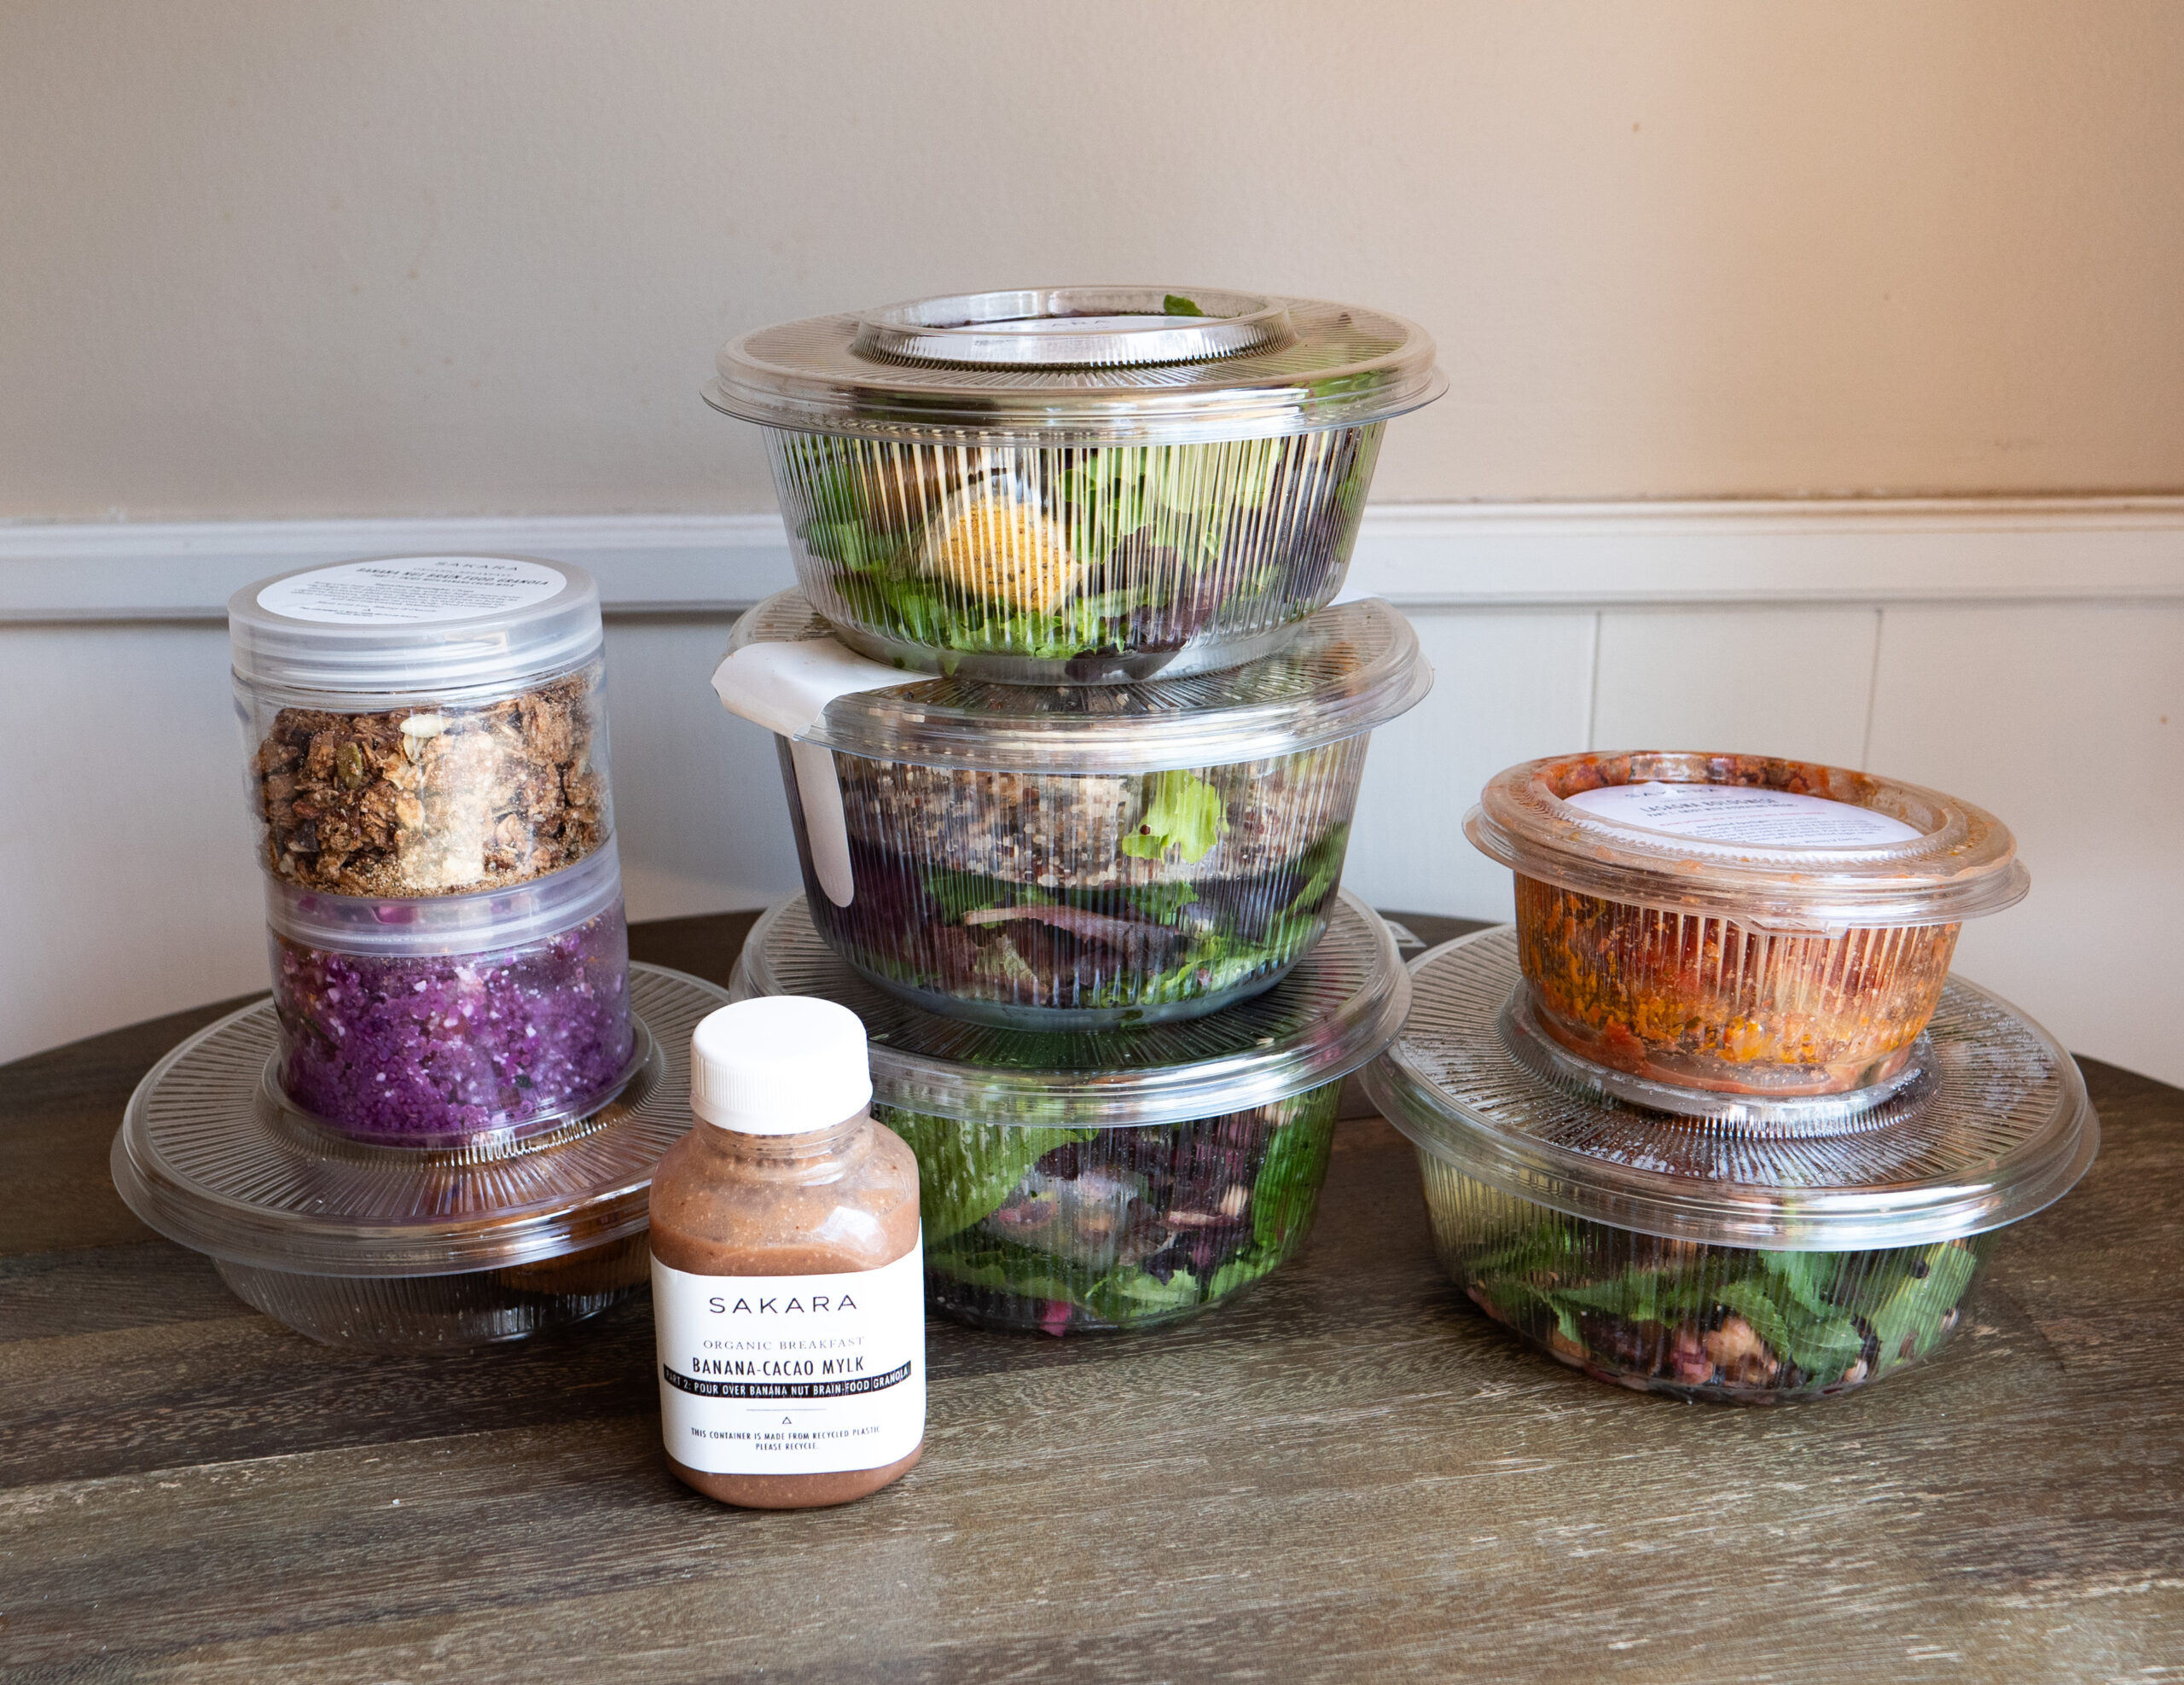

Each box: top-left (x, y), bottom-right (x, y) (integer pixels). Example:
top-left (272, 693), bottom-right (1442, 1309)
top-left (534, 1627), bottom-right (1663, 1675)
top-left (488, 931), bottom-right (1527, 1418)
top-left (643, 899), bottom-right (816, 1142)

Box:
top-left (257, 558), bottom-right (566, 625)
top-left (1565, 781), bottom-right (1924, 846)
top-left (653, 1246), bottom-right (925, 1477)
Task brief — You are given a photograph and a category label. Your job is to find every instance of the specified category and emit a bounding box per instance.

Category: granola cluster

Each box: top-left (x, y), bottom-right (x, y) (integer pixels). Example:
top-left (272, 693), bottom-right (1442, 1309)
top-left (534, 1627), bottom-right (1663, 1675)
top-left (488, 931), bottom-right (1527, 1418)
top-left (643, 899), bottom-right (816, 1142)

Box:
top-left (253, 667), bottom-right (608, 896)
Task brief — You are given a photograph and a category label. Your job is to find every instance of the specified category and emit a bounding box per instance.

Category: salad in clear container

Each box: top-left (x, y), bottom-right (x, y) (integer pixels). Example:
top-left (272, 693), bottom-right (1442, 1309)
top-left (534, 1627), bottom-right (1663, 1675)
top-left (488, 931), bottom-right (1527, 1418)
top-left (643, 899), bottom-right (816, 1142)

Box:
top-left (714, 590), bottom-right (1431, 1029)
top-left (707, 287), bottom-right (1443, 682)
top-left (1365, 927), bottom-right (2097, 1403)
top-left (729, 889), bottom-right (1409, 1333)
top-left (1467, 752), bottom-right (2028, 1097)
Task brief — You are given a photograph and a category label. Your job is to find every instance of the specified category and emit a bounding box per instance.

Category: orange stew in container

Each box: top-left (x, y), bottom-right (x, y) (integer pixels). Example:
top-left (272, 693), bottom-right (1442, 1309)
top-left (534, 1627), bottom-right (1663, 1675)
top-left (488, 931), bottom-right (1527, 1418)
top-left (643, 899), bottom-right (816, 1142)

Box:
top-left (1467, 752), bottom-right (2027, 1097)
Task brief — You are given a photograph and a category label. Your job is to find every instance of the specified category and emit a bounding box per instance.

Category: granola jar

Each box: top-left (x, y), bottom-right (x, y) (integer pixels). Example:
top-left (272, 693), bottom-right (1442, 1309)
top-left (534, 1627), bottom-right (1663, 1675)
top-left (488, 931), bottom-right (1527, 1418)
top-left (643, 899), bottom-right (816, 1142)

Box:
top-left (265, 840), bottom-right (638, 1148)
top-left (110, 965), bottom-right (729, 1351)
top-left (707, 287), bottom-right (1443, 683)
top-left (229, 555), bottom-right (613, 898)
top-left (729, 888), bottom-right (1408, 1333)
top-left (713, 590), bottom-right (1432, 1030)
top-left (1363, 928), bottom-right (2098, 1403)
top-left (1466, 752), bottom-right (2029, 1098)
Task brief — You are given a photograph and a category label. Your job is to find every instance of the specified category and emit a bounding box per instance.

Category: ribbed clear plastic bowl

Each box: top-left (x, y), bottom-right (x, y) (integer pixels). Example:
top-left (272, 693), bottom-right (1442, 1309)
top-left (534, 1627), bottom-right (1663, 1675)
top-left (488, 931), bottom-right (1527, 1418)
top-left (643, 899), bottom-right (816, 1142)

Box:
top-left (707, 287), bottom-right (1442, 683)
top-left (730, 890), bottom-right (1409, 1333)
top-left (1365, 927), bottom-right (2097, 1403)
top-left (715, 591), bottom-right (1431, 1030)
top-left (110, 965), bottom-right (729, 1352)
top-left (1467, 752), bottom-right (2029, 1097)
top-left (264, 841), bottom-right (637, 1149)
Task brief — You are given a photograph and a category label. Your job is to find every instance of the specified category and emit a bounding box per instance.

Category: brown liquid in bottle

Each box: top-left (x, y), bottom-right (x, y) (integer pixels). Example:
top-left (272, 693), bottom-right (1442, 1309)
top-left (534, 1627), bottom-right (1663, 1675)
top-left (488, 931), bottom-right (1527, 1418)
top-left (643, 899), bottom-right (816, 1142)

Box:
top-left (649, 1106), bottom-right (923, 1509)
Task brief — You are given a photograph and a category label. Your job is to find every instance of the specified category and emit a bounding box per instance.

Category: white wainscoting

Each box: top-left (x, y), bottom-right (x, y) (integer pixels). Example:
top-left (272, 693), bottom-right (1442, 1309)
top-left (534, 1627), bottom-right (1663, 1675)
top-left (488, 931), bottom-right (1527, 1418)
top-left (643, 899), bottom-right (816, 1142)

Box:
top-left (3, 500), bottom-right (2181, 1084)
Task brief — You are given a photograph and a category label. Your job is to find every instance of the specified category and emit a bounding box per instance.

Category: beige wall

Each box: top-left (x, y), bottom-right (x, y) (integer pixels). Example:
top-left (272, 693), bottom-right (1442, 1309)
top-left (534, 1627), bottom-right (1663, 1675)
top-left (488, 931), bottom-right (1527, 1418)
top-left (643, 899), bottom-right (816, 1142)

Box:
top-left (6, 0), bottom-right (2184, 520)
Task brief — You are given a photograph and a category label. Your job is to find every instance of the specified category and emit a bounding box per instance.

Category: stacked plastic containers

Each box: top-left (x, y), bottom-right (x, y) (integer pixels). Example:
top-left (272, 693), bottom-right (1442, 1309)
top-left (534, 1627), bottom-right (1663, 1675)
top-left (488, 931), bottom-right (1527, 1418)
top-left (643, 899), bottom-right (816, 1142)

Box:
top-left (707, 286), bottom-right (1444, 1328)
top-left (1365, 752), bottom-right (2100, 1403)
top-left (112, 557), bottom-right (729, 1349)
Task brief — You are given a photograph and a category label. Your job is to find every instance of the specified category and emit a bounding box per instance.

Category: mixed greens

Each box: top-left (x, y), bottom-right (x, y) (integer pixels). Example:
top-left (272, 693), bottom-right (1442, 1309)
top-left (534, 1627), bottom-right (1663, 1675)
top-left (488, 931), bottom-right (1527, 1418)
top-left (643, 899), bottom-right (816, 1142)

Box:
top-left (1455, 1214), bottom-right (1988, 1398)
top-left (880, 1089), bottom-right (1339, 1333)
top-left (772, 403), bottom-right (1380, 676)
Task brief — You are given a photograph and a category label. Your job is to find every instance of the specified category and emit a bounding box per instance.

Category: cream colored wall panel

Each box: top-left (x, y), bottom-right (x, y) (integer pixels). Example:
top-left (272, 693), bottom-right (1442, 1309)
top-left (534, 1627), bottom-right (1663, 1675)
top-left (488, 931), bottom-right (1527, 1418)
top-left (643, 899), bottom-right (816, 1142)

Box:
top-left (0, 625), bottom-right (264, 1065)
top-left (1340, 610), bottom-right (1596, 923)
top-left (1866, 603), bottom-right (2184, 1088)
top-left (1591, 605), bottom-right (1879, 765)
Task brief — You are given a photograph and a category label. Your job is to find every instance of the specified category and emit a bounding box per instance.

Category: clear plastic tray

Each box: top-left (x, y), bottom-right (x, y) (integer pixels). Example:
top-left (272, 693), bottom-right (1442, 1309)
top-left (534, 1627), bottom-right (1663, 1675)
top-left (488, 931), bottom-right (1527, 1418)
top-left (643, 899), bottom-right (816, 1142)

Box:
top-left (717, 592), bottom-right (1430, 1028)
top-left (109, 964), bottom-right (729, 1351)
top-left (707, 288), bottom-right (1442, 682)
top-left (229, 556), bottom-right (612, 896)
top-left (730, 890), bottom-right (1409, 1333)
top-left (1362, 927), bottom-right (2097, 1403)
top-left (1467, 752), bottom-right (2029, 1096)
top-left (263, 841), bottom-right (636, 1148)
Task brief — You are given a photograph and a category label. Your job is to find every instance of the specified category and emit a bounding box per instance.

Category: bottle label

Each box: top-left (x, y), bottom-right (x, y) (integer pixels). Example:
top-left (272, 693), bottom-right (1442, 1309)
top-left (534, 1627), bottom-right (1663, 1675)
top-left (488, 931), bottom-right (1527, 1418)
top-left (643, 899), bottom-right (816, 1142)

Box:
top-left (1565, 781), bottom-right (1922, 846)
top-left (257, 557), bottom-right (566, 625)
top-left (652, 1244), bottom-right (925, 1477)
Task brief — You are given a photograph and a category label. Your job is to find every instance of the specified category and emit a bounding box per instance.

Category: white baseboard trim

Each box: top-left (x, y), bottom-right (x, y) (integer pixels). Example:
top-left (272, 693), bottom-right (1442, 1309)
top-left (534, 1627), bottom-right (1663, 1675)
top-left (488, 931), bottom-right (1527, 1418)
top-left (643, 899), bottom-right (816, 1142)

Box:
top-left (5, 496), bottom-right (2183, 622)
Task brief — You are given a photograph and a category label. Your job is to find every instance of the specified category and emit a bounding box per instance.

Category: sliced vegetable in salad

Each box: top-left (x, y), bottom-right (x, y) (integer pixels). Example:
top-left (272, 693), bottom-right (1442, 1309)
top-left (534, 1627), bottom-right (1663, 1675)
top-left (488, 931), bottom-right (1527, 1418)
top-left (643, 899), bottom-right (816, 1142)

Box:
top-left (881, 1089), bottom-right (1339, 1333)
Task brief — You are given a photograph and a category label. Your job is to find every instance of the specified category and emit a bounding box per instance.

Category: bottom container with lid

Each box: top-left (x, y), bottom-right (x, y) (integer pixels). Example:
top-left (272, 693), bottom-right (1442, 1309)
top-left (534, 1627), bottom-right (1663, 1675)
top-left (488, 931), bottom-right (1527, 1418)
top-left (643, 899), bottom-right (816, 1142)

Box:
top-left (1363, 927), bottom-right (2097, 1403)
top-left (111, 964), bottom-right (728, 1351)
top-left (730, 888), bottom-right (1409, 1333)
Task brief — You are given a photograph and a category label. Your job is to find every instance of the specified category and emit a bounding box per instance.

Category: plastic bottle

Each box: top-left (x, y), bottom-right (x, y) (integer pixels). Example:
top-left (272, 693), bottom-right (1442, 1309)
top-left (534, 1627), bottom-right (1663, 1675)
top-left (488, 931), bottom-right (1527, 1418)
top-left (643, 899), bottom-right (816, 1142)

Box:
top-left (648, 997), bottom-right (924, 1508)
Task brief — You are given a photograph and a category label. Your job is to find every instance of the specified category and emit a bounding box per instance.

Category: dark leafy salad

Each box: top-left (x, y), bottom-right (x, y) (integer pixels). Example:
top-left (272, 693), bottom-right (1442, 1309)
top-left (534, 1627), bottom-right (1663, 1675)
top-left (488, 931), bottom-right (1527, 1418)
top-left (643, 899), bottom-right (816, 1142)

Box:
top-left (793, 742), bottom-right (1365, 1026)
top-left (770, 409), bottom-right (1382, 677)
top-left (880, 1089), bottom-right (1339, 1333)
top-left (1441, 1198), bottom-right (1989, 1399)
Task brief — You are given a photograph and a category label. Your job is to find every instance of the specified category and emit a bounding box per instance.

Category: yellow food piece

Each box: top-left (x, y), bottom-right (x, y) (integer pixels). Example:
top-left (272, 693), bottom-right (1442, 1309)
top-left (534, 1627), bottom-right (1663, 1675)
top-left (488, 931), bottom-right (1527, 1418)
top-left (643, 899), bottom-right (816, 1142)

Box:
top-left (926, 492), bottom-right (1082, 615)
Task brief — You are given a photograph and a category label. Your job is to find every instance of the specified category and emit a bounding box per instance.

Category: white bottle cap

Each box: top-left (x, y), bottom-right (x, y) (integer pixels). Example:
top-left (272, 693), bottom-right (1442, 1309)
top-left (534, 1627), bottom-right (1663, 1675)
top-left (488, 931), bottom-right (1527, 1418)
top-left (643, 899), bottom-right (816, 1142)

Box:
top-left (688, 997), bottom-right (873, 1136)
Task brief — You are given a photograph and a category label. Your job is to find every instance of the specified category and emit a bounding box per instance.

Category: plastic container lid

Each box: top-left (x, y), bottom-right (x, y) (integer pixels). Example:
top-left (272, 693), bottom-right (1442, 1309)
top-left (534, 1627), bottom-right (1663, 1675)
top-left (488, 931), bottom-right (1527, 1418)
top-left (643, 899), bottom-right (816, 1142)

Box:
top-left (1363, 927), bottom-right (2099, 1251)
top-left (706, 287), bottom-right (1443, 446)
top-left (229, 555), bottom-right (603, 700)
top-left (264, 837), bottom-right (624, 956)
top-left (1467, 751), bottom-right (2029, 931)
top-left (717, 590), bottom-right (1432, 772)
top-left (689, 997), bottom-right (874, 1135)
top-left (729, 889), bottom-right (1409, 1128)
top-left (109, 965), bottom-right (728, 1275)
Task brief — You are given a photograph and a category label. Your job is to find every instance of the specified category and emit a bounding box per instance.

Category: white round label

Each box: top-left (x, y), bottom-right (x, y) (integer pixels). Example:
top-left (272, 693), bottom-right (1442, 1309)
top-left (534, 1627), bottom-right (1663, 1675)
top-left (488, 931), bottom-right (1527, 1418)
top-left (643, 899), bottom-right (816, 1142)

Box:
top-left (256, 557), bottom-right (566, 625)
top-left (1565, 781), bottom-right (1923, 846)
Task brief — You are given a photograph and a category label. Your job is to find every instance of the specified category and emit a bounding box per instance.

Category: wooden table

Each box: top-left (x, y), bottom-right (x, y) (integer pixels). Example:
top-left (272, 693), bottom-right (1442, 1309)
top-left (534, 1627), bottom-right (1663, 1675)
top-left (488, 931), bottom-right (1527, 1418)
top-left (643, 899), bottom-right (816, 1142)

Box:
top-left (5, 909), bottom-right (2180, 1682)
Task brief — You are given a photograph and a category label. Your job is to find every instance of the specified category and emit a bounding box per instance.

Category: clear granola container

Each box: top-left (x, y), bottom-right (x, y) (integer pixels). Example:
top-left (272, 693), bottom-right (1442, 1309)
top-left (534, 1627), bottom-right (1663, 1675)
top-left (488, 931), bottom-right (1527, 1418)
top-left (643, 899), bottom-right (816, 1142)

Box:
top-left (714, 591), bottom-right (1432, 1029)
top-left (109, 964), bottom-right (729, 1352)
top-left (1467, 752), bottom-right (2029, 1097)
top-left (1364, 927), bottom-right (2097, 1403)
top-left (229, 555), bottom-right (613, 897)
top-left (730, 889), bottom-right (1409, 1333)
top-left (264, 840), bottom-right (637, 1149)
top-left (707, 287), bottom-right (1443, 683)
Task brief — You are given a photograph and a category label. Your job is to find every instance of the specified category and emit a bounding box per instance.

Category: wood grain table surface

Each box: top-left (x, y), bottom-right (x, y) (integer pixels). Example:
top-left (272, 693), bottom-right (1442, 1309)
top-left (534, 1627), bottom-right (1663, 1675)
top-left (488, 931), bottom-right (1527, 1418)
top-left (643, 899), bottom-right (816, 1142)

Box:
top-left (3, 909), bottom-right (2180, 1683)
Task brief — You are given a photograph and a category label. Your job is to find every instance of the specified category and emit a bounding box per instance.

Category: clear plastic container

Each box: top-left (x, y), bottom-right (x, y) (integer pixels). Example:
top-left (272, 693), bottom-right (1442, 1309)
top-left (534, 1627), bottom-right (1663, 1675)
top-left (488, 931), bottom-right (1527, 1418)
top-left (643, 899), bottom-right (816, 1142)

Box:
top-left (707, 287), bottom-right (1443, 682)
top-left (1467, 752), bottom-right (2029, 1096)
top-left (714, 590), bottom-right (1432, 1029)
top-left (1364, 927), bottom-right (2098, 1403)
top-left (109, 965), bottom-right (729, 1352)
top-left (729, 889), bottom-right (1409, 1333)
top-left (265, 840), bottom-right (637, 1148)
top-left (229, 555), bottom-right (613, 897)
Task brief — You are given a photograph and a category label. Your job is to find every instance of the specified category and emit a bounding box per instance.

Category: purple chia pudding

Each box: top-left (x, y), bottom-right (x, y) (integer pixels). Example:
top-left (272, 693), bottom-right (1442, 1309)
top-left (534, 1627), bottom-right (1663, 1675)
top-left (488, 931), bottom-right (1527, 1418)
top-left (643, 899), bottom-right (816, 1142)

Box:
top-left (271, 904), bottom-right (635, 1146)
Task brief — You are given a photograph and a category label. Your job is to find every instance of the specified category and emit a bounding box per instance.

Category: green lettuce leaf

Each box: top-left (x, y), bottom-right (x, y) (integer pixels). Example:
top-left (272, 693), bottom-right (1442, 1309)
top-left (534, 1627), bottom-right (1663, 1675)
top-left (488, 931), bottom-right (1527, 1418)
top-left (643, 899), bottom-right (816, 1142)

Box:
top-left (1120, 770), bottom-right (1229, 864)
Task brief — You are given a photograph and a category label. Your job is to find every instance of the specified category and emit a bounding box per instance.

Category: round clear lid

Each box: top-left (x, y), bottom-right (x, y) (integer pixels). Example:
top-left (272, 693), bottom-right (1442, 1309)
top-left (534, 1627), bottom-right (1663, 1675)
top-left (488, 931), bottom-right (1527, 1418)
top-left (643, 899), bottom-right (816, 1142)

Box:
top-left (109, 965), bottom-right (726, 1275)
top-left (1364, 927), bottom-right (2098, 1250)
top-left (717, 590), bottom-right (1431, 772)
top-left (229, 555), bottom-right (603, 699)
top-left (729, 890), bottom-right (1409, 1128)
top-left (1467, 750), bottom-right (2028, 931)
top-left (264, 838), bottom-right (624, 956)
top-left (706, 286), bottom-right (1444, 444)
